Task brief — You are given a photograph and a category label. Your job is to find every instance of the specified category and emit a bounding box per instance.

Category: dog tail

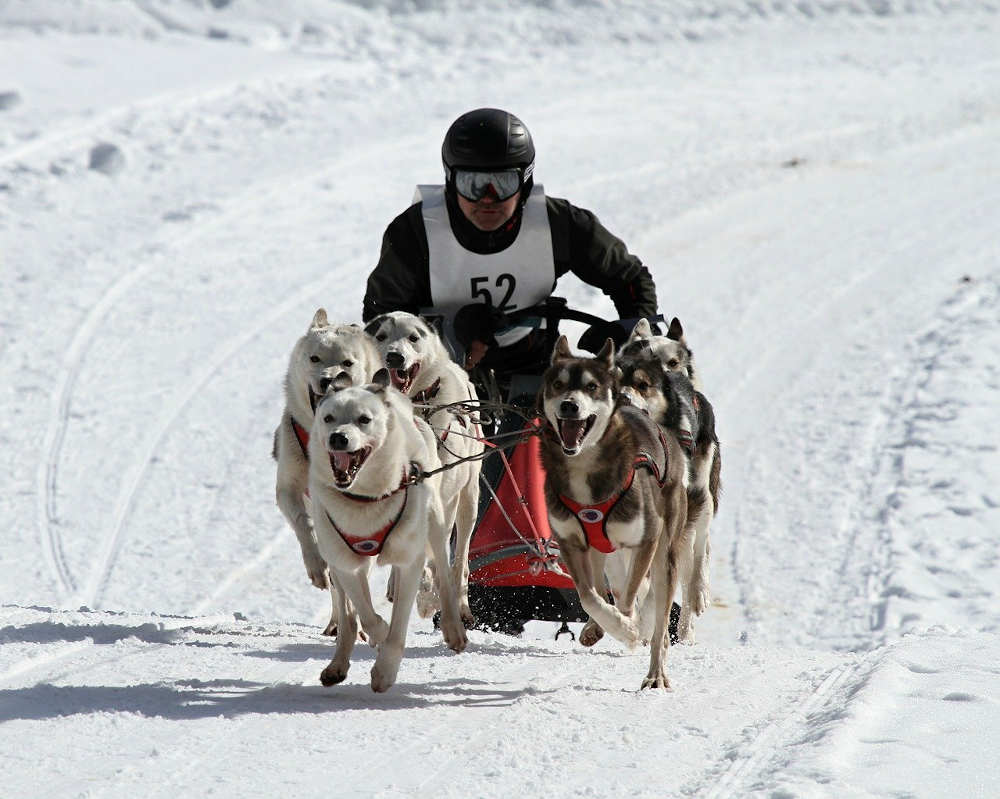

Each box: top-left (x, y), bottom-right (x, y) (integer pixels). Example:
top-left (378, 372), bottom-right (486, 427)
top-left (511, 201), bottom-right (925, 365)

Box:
top-left (709, 442), bottom-right (722, 514)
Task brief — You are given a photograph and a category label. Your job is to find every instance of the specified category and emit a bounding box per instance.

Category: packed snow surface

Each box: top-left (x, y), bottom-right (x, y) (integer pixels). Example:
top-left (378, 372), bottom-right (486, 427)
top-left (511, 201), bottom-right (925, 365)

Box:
top-left (2, 2), bottom-right (998, 797)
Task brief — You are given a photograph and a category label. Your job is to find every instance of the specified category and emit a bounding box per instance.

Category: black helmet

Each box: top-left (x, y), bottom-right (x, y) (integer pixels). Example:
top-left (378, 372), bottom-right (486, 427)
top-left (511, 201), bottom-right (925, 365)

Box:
top-left (441, 108), bottom-right (535, 182)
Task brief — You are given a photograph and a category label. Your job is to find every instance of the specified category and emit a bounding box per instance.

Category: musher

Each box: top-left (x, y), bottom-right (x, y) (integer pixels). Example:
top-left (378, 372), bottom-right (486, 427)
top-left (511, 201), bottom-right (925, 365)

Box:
top-left (361, 107), bottom-right (661, 386)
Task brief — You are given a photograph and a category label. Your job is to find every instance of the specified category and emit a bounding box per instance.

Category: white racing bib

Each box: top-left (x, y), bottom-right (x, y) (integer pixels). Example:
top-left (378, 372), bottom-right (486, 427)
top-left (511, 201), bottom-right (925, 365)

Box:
top-left (415, 184), bottom-right (556, 349)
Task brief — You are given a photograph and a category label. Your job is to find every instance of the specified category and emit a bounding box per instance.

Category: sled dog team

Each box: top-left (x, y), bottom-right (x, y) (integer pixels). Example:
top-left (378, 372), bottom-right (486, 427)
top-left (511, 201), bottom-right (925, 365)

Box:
top-left (274, 309), bottom-right (721, 692)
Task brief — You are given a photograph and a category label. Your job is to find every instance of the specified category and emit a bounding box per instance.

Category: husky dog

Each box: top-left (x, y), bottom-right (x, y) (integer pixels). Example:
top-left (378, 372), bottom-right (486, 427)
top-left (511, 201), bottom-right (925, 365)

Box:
top-left (619, 317), bottom-right (701, 391)
top-left (309, 371), bottom-right (467, 692)
top-left (273, 308), bottom-right (381, 634)
top-left (619, 354), bottom-right (721, 642)
top-left (363, 311), bottom-right (483, 625)
top-left (539, 336), bottom-right (689, 690)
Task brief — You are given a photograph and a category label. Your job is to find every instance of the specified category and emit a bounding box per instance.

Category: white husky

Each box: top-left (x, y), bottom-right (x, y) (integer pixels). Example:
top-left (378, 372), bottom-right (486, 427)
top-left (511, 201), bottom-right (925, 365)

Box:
top-left (309, 371), bottom-right (467, 692)
top-left (363, 311), bottom-right (483, 625)
top-left (273, 308), bottom-right (381, 634)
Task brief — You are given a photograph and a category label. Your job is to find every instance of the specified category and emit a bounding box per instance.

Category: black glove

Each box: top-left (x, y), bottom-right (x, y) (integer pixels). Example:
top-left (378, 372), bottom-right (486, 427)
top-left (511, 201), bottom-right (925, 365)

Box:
top-left (453, 303), bottom-right (508, 349)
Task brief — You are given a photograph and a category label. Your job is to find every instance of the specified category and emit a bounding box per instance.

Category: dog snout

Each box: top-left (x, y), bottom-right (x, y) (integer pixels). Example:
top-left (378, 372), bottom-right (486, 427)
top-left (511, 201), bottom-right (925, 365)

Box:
top-left (385, 351), bottom-right (405, 369)
top-left (329, 432), bottom-right (349, 451)
top-left (559, 399), bottom-right (579, 418)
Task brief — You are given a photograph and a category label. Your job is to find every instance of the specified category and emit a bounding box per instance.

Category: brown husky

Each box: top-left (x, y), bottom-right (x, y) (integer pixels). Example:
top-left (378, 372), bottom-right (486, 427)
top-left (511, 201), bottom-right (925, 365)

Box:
top-left (539, 336), bottom-right (689, 689)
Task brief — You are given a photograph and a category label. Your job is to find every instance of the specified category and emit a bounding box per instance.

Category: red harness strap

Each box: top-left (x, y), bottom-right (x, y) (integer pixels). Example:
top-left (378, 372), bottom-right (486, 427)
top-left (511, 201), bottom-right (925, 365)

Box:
top-left (291, 417), bottom-right (310, 459)
top-left (324, 465), bottom-right (416, 556)
top-left (555, 426), bottom-right (671, 552)
top-left (557, 468), bottom-right (637, 554)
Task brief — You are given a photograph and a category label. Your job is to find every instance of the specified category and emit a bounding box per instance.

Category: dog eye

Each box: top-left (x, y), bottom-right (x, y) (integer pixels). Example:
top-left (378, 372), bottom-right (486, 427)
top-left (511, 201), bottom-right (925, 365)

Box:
top-left (323, 414), bottom-right (333, 423)
top-left (408, 334), bottom-right (419, 342)
top-left (342, 359), bottom-right (353, 367)
top-left (636, 381), bottom-right (650, 392)
top-left (376, 333), bottom-right (387, 342)
top-left (310, 355), bottom-right (321, 363)
top-left (667, 359), bottom-right (679, 368)
top-left (552, 380), bottom-right (565, 391)
top-left (358, 415), bottom-right (371, 425)
top-left (586, 382), bottom-right (599, 393)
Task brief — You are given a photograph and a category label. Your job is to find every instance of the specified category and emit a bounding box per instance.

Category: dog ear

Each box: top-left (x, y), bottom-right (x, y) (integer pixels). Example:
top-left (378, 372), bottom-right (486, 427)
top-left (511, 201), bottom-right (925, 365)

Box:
top-left (369, 368), bottom-right (391, 392)
top-left (551, 335), bottom-right (572, 363)
top-left (311, 308), bottom-right (329, 329)
top-left (363, 315), bottom-right (386, 337)
top-left (330, 373), bottom-right (353, 393)
top-left (667, 317), bottom-right (684, 341)
top-left (630, 317), bottom-right (652, 340)
top-left (596, 337), bottom-right (615, 367)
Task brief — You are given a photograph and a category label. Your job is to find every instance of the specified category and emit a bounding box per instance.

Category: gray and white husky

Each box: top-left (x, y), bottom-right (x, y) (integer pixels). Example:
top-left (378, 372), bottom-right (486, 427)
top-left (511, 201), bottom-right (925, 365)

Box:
top-left (539, 336), bottom-right (689, 690)
top-left (618, 354), bottom-right (721, 643)
top-left (364, 311), bottom-right (483, 625)
top-left (618, 316), bottom-right (701, 391)
top-left (273, 308), bottom-right (381, 634)
top-left (309, 371), bottom-right (467, 692)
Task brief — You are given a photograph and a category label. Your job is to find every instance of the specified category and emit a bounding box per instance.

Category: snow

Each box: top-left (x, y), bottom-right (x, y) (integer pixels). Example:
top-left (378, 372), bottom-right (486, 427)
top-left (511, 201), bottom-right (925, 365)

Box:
top-left (2, 1), bottom-right (999, 796)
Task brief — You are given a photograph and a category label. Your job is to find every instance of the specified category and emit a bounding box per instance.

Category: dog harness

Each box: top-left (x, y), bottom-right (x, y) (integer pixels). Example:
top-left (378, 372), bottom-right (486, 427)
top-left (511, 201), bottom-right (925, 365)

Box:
top-left (324, 464), bottom-right (419, 556)
top-left (555, 415), bottom-right (671, 554)
top-left (291, 416), bottom-right (310, 459)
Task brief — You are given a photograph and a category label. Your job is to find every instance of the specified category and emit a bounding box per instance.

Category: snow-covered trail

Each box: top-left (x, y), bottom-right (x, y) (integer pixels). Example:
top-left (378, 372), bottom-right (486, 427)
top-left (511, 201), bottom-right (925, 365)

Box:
top-left (2, 2), bottom-right (999, 797)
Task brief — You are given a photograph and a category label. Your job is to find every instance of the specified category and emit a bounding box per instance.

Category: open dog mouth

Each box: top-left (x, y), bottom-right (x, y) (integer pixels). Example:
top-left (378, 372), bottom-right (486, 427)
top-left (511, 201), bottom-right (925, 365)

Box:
top-left (329, 447), bottom-right (372, 488)
top-left (389, 363), bottom-right (420, 393)
top-left (556, 415), bottom-right (596, 455)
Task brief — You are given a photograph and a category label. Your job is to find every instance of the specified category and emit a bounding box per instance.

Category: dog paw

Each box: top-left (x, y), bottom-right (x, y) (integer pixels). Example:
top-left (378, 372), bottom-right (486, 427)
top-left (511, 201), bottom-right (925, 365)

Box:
top-left (579, 619), bottom-right (604, 647)
top-left (305, 563), bottom-right (330, 590)
top-left (415, 567), bottom-right (440, 618)
top-left (441, 622), bottom-right (468, 654)
top-left (620, 618), bottom-right (642, 648)
top-left (676, 609), bottom-right (697, 645)
top-left (370, 665), bottom-right (395, 693)
top-left (460, 605), bottom-right (476, 629)
top-left (416, 586), bottom-right (441, 619)
top-left (690, 581), bottom-right (710, 616)
top-left (319, 662), bottom-right (348, 686)
top-left (640, 670), bottom-right (671, 690)
top-left (361, 616), bottom-right (390, 647)
top-left (370, 646), bottom-right (402, 692)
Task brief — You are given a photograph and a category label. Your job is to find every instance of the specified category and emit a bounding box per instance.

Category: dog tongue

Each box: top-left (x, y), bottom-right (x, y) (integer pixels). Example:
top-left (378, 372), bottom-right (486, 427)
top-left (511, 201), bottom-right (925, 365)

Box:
top-left (559, 419), bottom-right (587, 448)
top-left (390, 368), bottom-right (408, 389)
top-left (331, 451), bottom-right (352, 472)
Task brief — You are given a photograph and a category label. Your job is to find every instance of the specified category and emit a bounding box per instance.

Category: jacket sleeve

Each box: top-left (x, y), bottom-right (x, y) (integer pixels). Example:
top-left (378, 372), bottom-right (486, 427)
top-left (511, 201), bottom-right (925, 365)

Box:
top-left (547, 198), bottom-right (660, 319)
top-left (361, 205), bottom-right (432, 322)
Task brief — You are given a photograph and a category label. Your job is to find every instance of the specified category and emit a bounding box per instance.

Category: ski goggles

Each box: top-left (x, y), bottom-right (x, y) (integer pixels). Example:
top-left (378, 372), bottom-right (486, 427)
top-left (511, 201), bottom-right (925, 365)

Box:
top-left (453, 168), bottom-right (523, 202)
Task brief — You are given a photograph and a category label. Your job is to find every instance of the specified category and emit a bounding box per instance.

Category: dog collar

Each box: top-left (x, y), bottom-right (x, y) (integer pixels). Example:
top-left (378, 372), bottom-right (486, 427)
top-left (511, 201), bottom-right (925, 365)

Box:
top-left (339, 463), bottom-right (421, 504)
top-left (557, 468), bottom-right (637, 554)
top-left (412, 377), bottom-right (442, 405)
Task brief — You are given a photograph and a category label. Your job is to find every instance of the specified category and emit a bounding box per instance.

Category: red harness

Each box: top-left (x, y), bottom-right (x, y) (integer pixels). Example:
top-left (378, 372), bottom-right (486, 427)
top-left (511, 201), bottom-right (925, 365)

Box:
top-left (291, 416), bottom-right (310, 458)
top-left (324, 465), bottom-right (417, 556)
top-left (555, 430), bottom-right (671, 553)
